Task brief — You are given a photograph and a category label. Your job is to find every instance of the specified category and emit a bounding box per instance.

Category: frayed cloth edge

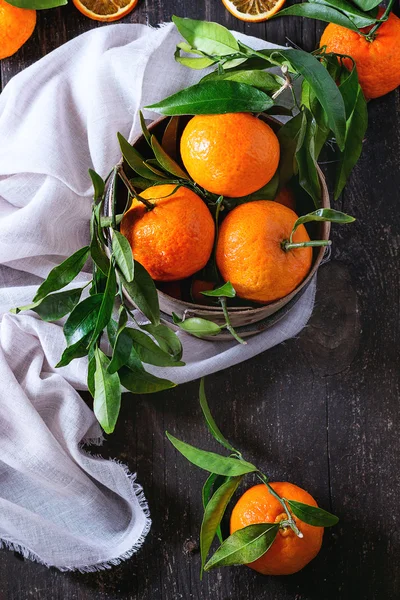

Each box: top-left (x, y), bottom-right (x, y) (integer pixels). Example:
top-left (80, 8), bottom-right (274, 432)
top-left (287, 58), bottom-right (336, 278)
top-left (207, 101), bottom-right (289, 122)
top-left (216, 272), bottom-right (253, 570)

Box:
top-left (0, 459), bottom-right (151, 573)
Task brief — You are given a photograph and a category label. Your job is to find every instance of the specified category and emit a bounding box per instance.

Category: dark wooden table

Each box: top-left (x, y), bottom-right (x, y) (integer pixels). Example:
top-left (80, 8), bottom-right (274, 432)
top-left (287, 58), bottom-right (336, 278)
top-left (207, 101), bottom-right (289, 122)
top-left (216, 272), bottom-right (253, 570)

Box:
top-left (1, 2), bottom-right (399, 599)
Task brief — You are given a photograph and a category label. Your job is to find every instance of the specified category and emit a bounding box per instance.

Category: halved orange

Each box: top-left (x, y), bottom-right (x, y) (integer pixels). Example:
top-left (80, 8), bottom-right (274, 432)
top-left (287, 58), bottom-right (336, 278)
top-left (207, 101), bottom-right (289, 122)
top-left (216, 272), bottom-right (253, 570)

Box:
top-left (72, 0), bottom-right (138, 22)
top-left (222, 0), bottom-right (286, 22)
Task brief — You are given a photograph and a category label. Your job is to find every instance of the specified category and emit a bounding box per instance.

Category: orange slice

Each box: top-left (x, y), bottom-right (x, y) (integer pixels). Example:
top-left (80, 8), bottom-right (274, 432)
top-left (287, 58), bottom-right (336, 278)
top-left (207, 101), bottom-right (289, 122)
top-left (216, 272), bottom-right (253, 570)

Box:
top-left (72, 0), bottom-right (138, 22)
top-left (221, 0), bottom-right (286, 22)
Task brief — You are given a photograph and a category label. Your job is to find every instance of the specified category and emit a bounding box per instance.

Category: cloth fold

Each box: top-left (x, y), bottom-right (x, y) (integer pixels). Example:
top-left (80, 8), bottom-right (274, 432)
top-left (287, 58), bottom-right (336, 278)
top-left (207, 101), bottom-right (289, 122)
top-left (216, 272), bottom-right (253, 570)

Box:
top-left (0, 23), bottom-right (315, 571)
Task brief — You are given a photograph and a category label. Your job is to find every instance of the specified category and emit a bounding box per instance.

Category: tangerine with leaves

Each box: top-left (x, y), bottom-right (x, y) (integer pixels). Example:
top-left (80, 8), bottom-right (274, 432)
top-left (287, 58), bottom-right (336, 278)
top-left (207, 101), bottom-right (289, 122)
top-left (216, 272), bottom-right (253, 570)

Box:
top-left (320, 8), bottom-right (400, 99)
top-left (216, 201), bottom-right (312, 303)
top-left (230, 482), bottom-right (324, 575)
top-left (120, 184), bottom-right (215, 282)
top-left (180, 113), bottom-right (280, 198)
top-left (0, 0), bottom-right (36, 60)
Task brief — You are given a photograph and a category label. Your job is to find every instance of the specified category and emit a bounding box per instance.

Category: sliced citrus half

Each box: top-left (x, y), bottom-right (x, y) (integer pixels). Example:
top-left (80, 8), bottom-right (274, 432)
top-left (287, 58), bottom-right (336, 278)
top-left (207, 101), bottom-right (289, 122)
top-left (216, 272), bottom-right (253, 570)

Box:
top-left (72, 0), bottom-right (138, 22)
top-left (221, 0), bottom-right (286, 22)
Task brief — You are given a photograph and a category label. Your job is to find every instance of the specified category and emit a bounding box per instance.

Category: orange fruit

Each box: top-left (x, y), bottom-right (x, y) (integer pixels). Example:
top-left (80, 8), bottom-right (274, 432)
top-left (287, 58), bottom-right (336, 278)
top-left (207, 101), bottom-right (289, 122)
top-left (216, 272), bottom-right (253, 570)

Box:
top-left (216, 201), bottom-right (312, 303)
top-left (120, 184), bottom-right (215, 282)
top-left (275, 187), bottom-right (296, 211)
top-left (222, 0), bottom-right (286, 22)
top-left (320, 8), bottom-right (400, 99)
top-left (72, 0), bottom-right (138, 22)
top-left (191, 280), bottom-right (215, 305)
top-left (180, 113), bottom-right (280, 198)
top-left (0, 0), bottom-right (36, 60)
top-left (230, 482), bottom-right (324, 575)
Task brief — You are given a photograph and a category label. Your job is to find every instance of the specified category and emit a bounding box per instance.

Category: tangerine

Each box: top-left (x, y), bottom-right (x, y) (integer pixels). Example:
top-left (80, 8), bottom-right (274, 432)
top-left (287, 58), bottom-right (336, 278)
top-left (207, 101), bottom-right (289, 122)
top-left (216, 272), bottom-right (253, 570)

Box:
top-left (320, 9), bottom-right (400, 99)
top-left (275, 187), bottom-right (296, 211)
top-left (230, 482), bottom-right (324, 575)
top-left (216, 201), bottom-right (312, 303)
top-left (180, 113), bottom-right (280, 198)
top-left (0, 0), bottom-right (36, 60)
top-left (120, 184), bottom-right (215, 282)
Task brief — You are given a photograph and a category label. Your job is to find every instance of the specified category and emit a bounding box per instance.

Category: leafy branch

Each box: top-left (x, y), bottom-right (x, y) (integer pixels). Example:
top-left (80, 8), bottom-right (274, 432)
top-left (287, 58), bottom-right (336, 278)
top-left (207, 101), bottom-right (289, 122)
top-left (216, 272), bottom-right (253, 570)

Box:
top-left (146, 16), bottom-right (368, 203)
top-left (166, 378), bottom-right (339, 576)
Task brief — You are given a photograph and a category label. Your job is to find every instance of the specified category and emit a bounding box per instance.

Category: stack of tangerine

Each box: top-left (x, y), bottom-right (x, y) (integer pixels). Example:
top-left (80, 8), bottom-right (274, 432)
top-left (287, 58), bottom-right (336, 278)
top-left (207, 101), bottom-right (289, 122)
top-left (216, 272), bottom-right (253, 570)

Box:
top-left (120, 112), bottom-right (321, 312)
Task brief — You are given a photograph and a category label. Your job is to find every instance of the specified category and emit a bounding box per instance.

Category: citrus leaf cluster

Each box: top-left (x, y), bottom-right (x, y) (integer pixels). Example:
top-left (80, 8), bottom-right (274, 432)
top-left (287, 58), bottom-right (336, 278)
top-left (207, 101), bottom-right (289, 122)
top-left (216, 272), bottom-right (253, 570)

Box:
top-left (166, 378), bottom-right (339, 576)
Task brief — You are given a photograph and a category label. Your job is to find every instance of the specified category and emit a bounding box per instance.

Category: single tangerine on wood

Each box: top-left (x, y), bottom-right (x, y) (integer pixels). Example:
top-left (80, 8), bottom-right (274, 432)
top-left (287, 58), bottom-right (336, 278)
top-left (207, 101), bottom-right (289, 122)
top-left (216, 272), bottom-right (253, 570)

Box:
top-left (230, 482), bottom-right (324, 575)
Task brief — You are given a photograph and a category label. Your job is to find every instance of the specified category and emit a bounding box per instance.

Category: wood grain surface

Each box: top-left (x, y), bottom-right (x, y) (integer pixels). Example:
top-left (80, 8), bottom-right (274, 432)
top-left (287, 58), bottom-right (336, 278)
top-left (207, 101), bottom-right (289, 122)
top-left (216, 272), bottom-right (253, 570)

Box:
top-left (1, 1), bottom-right (399, 599)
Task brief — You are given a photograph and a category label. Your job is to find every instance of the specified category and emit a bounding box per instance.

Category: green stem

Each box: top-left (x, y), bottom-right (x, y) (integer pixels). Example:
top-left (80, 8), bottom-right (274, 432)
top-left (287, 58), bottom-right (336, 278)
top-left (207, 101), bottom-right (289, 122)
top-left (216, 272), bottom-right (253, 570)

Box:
top-left (117, 165), bottom-right (154, 210)
top-left (365, 0), bottom-right (395, 41)
top-left (283, 240), bottom-right (332, 251)
top-left (257, 473), bottom-right (303, 538)
top-left (111, 167), bottom-right (118, 230)
top-left (220, 297), bottom-right (247, 345)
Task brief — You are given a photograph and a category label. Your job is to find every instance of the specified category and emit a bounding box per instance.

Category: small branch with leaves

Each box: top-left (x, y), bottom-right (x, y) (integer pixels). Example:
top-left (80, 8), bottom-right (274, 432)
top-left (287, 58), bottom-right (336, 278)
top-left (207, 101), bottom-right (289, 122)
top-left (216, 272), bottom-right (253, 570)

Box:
top-left (145, 16), bottom-right (368, 203)
top-left (167, 378), bottom-right (339, 577)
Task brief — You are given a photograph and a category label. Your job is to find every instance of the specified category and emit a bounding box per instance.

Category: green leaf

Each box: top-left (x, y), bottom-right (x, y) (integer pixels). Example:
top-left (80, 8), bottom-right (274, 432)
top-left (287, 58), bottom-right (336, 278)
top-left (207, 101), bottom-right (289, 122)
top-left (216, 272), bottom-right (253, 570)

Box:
top-left (175, 45), bottom-right (217, 70)
top-left (276, 3), bottom-right (360, 30)
top-left (140, 323), bottom-right (183, 361)
top-left (204, 523), bottom-right (279, 570)
top-left (119, 362), bottom-right (176, 394)
top-left (301, 80), bottom-right (330, 159)
top-left (295, 109), bottom-right (321, 207)
top-left (199, 378), bottom-right (236, 452)
top-left (334, 85), bottom-right (367, 199)
top-left (87, 346), bottom-right (96, 396)
top-left (125, 328), bottom-right (185, 367)
top-left (107, 309), bottom-right (130, 374)
top-left (55, 333), bottom-right (92, 368)
top-left (63, 294), bottom-right (103, 346)
top-left (203, 473), bottom-right (221, 509)
top-left (11, 287), bottom-right (83, 321)
top-left (112, 230), bottom-right (134, 283)
top-left (200, 476), bottom-right (243, 576)
top-left (172, 313), bottom-right (221, 338)
top-left (5, 0), bottom-right (67, 8)
top-left (145, 81), bottom-right (274, 116)
top-left (151, 135), bottom-right (189, 179)
top-left (88, 262), bottom-right (117, 347)
top-left (201, 281), bottom-right (236, 299)
top-left (166, 433), bottom-right (257, 476)
top-left (309, 0), bottom-right (377, 28)
top-left (274, 49), bottom-right (346, 150)
top-left (121, 261), bottom-right (160, 325)
top-left (143, 159), bottom-right (169, 178)
top-left (90, 212), bottom-right (110, 277)
top-left (139, 110), bottom-right (152, 147)
top-left (286, 499), bottom-right (339, 527)
top-left (201, 69), bottom-right (283, 94)
top-left (338, 64), bottom-right (359, 119)
top-left (225, 172), bottom-right (280, 209)
top-left (107, 317), bottom-right (118, 347)
top-left (351, 0), bottom-right (381, 10)
top-left (292, 208), bottom-right (355, 238)
top-left (172, 15), bottom-right (239, 56)
top-left (88, 169), bottom-right (105, 200)
top-left (93, 347), bottom-right (121, 434)
top-left (117, 133), bottom-right (163, 181)
top-left (33, 246), bottom-right (90, 303)
top-left (100, 214), bottom-right (124, 229)
top-left (161, 116), bottom-right (180, 160)
top-left (277, 113), bottom-right (303, 188)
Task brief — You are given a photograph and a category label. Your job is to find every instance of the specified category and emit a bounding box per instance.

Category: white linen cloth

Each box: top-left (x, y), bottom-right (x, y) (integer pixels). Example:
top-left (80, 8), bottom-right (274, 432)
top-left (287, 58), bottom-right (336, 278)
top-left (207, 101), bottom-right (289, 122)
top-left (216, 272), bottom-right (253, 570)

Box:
top-left (0, 22), bottom-right (316, 571)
